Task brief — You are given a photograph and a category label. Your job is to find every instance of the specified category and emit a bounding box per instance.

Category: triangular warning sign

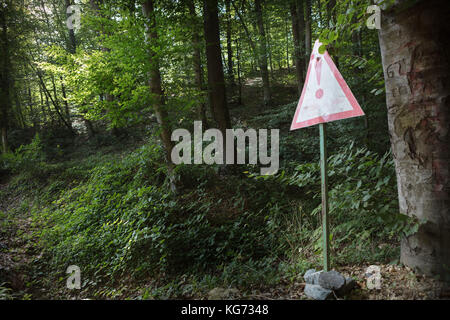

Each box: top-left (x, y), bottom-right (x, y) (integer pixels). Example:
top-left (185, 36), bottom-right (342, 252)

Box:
top-left (290, 40), bottom-right (365, 130)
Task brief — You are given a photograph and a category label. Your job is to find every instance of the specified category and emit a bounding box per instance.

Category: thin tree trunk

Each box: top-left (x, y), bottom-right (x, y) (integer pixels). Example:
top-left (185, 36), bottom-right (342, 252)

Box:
top-left (254, 0), bottom-right (270, 105)
top-left (42, 81), bottom-right (54, 125)
top-left (304, 0), bottom-right (311, 68)
top-left (91, 0), bottom-right (119, 136)
top-left (290, 1), bottom-right (304, 96)
top-left (231, 1), bottom-right (259, 75)
top-left (0, 6), bottom-right (11, 153)
top-left (28, 86), bottom-right (38, 130)
top-left (265, 20), bottom-right (274, 80)
top-left (285, 15), bottom-right (290, 71)
top-left (39, 84), bottom-right (47, 124)
top-left (188, 0), bottom-right (208, 128)
top-left (60, 78), bottom-right (71, 123)
top-left (13, 88), bottom-right (25, 129)
top-left (225, 0), bottom-right (235, 88)
top-left (379, 0), bottom-right (450, 283)
top-left (65, 0), bottom-right (76, 54)
top-left (51, 74), bottom-right (72, 131)
top-left (62, 0), bottom-right (75, 129)
top-left (29, 61), bottom-right (74, 133)
top-left (142, 0), bottom-right (176, 191)
top-left (65, 0), bottom-right (95, 137)
top-left (297, 0), bottom-right (305, 78)
top-left (235, 35), bottom-right (242, 105)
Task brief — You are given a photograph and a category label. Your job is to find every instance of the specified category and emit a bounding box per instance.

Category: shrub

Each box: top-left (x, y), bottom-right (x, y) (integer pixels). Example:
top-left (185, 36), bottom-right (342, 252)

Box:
top-left (251, 143), bottom-right (420, 265)
top-left (0, 134), bottom-right (47, 179)
top-left (30, 141), bottom-right (418, 294)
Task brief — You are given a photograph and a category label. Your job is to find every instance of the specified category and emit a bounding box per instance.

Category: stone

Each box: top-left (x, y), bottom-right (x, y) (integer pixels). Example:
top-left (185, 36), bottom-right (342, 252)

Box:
top-left (304, 284), bottom-right (333, 300)
top-left (304, 269), bottom-right (322, 285)
top-left (304, 269), bottom-right (316, 278)
top-left (318, 270), bottom-right (346, 290)
top-left (207, 287), bottom-right (240, 300)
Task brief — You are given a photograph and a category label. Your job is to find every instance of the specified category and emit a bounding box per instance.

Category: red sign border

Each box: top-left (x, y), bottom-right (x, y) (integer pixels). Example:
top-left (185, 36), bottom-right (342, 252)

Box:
top-left (290, 49), bottom-right (365, 131)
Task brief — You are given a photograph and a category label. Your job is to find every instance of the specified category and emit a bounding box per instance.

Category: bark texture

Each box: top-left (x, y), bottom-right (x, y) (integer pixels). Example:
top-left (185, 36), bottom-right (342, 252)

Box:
top-left (290, 0), bottom-right (305, 96)
top-left (0, 5), bottom-right (10, 153)
top-left (304, 0), bottom-right (311, 70)
top-left (188, 0), bottom-right (208, 127)
top-left (203, 0), bottom-right (231, 135)
top-left (142, 0), bottom-right (176, 191)
top-left (379, 0), bottom-right (450, 282)
top-left (225, 0), bottom-right (235, 88)
top-left (254, 0), bottom-right (270, 105)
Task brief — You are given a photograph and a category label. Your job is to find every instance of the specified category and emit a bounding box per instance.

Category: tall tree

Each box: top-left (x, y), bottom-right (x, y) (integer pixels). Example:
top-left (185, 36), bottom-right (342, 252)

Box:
top-left (379, 0), bottom-right (450, 282)
top-left (203, 0), bottom-right (231, 136)
top-left (235, 34), bottom-right (242, 105)
top-left (0, 3), bottom-right (11, 153)
top-left (65, 0), bottom-right (76, 55)
top-left (188, 0), bottom-right (208, 127)
top-left (225, 0), bottom-right (235, 89)
top-left (304, 0), bottom-right (311, 68)
top-left (91, 0), bottom-right (120, 135)
top-left (290, 0), bottom-right (305, 96)
top-left (265, 18), bottom-right (274, 79)
top-left (142, 0), bottom-right (176, 191)
top-left (254, 0), bottom-right (270, 105)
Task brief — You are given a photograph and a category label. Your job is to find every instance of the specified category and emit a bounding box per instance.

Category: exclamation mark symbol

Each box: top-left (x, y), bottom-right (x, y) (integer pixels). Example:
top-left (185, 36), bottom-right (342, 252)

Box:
top-left (315, 57), bottom-right (324, 99)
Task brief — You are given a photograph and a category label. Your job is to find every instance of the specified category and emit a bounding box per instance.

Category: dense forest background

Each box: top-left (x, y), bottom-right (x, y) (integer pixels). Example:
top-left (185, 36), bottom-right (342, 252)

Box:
top-left (0, 0), bottom-right (448, 300)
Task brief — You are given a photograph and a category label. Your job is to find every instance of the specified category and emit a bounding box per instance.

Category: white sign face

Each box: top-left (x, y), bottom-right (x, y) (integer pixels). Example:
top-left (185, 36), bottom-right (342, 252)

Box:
top-left (290, 40), bottom-right (364, 130)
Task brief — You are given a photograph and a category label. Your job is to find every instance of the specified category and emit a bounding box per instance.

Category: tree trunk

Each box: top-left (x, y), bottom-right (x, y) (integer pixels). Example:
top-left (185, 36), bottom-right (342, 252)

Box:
top-left (285, 15), bottom-right (290, 71)
top-left (65, 0), bottom-right (76, 54)
top-left (379, 0), bottom-right (450, 282)
top-left (188, 0), bottom-right (208, 128)
top-left (30, 62), bottom-right (74, 133)
top-left (63, 0), bottom-right (75, 128)
top-left (254, 0), bottom-right (270, 105)
top-left (13, 87), bottom-right (25, 129)
top-left (66, 0), bottom-right (95, 137)
top-left (91, 0), bottom-right (119, 136)
top-left (235, 35), bottom-right (242, 105)
top-left (304, 0), bottom-right (311, 69)
top-left (142, 0), bottom-right (177, 191)
top-left (39, 85), bottom-right (47, 124)
top-left (297, 0), bottom-right (305, 76)
top-left (203, 0), bottom-right (231, 136)
top-left (28, 86), bottom-right (37, 130)
top-left (225, 0), bottom-right (235, 89)
top-left (0, 5), bottom-right (11, 153)
top-left (265, 20), bottom-right (274, 80)
top-left (290, 1), bottom-right (305, 96)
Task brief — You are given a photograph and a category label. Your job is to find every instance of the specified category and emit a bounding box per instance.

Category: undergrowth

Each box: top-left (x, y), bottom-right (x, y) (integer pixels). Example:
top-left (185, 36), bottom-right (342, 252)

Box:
top-left (0, 121), bottom-right (420, 299)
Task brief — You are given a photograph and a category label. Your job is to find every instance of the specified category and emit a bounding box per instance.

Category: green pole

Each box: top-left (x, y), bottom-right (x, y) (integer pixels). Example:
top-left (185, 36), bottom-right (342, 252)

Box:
top-left (319, 123), bottom-right (330, 271)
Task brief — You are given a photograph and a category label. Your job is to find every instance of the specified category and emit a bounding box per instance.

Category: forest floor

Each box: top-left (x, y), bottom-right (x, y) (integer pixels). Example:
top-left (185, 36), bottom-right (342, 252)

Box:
top-left (0, 205), bottom-right (445, 300)
top-left (1, 72), bottom-right (448, 300)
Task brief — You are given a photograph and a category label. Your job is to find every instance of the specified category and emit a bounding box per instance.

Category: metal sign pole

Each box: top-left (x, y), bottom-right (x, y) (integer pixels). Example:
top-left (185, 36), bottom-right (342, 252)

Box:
top-left (319, 123), bottom-right (330, 272)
